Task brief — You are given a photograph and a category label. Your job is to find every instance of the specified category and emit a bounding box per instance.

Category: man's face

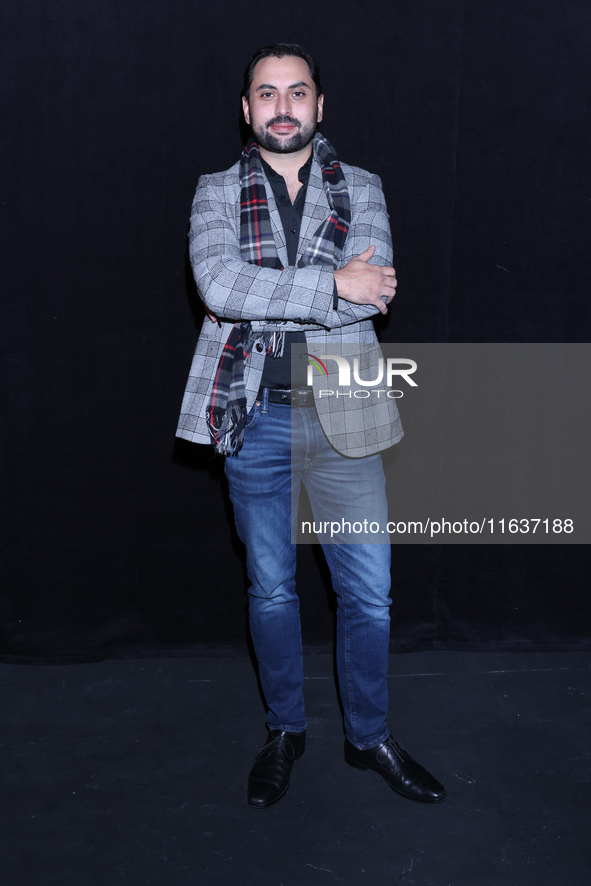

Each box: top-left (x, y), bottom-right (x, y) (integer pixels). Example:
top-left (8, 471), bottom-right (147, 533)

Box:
top-left (242, 55), bottom-right (324, 154)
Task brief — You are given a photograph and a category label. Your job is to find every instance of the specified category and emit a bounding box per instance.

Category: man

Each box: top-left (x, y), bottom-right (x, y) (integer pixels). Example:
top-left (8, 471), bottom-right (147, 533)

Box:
top-left (177, 43), bottom-right (446, 808)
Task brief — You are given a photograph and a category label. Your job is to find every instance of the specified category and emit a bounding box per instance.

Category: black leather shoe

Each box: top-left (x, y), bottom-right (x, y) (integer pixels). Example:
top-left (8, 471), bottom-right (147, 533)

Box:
top-left (247, 730), bottom-right (306, 808)
top-left (345, 735), bottom-right (447, 803)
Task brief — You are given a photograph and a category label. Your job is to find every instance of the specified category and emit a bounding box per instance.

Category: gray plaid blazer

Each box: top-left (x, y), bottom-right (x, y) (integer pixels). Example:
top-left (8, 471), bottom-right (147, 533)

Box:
top-left (176, 143), bottom-right (404, 458)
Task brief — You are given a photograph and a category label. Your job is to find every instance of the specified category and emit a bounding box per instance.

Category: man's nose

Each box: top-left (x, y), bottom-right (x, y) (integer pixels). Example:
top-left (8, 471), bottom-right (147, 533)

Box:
top-left (275, 93), bottom-right (291, 116)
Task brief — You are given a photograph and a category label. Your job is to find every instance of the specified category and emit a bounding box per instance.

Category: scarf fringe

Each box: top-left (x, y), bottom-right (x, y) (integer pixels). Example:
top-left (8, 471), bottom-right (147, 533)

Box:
top-left (206, 402), bottom-right (247, 456)
top-left (258, 329), bottom-right (285, 358)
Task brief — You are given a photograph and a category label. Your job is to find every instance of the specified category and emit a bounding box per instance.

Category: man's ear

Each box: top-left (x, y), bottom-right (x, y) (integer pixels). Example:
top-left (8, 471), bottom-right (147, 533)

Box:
top-left (317, 94), bottom-right (324, 124)
top-left (242, 96), bottom-right (251, 125)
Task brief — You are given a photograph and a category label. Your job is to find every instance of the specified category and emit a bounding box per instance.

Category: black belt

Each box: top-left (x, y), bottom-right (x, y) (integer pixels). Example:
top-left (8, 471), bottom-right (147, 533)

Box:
top-left (257, 387), bottom-right (315, 407)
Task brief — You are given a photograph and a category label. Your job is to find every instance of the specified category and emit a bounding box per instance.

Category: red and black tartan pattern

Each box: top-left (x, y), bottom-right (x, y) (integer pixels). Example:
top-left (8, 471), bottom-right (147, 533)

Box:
top-left (206, 133), bottom-right (351, 455)
top-left (239, 134), bottom-right (350, 269)
top-left (238, 139), bottom-right (286, 270)
top-left (204, 322), bottom-right (249, 455)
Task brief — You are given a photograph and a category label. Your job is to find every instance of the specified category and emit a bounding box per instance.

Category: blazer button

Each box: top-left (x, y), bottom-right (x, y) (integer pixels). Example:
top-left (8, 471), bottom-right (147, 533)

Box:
top-left (256, 343), bottom-right (263, 352)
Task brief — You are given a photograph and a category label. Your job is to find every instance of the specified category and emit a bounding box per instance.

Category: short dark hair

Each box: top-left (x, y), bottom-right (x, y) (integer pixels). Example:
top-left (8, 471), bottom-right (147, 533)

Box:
top-left (242, 43), bottom-right (322, 100)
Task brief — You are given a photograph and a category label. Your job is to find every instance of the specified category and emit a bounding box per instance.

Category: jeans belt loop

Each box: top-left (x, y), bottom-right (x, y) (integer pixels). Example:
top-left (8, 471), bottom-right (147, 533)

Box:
top-left (291, 388), bottom-right (314, 407)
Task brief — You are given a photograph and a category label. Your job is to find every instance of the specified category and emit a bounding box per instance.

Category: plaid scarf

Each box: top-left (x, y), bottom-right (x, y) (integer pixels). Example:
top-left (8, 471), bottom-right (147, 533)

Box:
top-left (206, 132), bottom-right (350, 455)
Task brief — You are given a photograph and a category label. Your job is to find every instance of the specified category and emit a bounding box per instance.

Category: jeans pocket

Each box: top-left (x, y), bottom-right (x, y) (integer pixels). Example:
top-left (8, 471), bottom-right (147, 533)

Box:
top-left (245, 401), bottom-right (261, 430)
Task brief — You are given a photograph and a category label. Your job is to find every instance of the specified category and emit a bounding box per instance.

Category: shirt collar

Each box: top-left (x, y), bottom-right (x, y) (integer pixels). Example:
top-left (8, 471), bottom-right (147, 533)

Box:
top-left (260, 153), bottom-right (313, 184)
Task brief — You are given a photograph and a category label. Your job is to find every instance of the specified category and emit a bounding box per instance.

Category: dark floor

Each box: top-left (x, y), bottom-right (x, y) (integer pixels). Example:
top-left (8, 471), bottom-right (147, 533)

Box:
top-left (2, 651), bottom-right (590, 886)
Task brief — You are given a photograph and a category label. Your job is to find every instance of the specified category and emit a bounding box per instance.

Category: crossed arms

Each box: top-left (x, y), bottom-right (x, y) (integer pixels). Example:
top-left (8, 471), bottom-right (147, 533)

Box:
top-left (189, 170), bottom-right (397, 331)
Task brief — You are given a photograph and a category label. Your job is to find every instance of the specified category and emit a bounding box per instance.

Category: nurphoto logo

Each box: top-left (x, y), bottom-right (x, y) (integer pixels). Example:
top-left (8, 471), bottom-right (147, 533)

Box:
top-left (305, 353), bottom-right (417, 398)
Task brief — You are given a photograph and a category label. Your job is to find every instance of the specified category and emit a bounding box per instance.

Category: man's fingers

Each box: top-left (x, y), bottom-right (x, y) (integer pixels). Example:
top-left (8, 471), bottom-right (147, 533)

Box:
top-left (355, 244), bottom-right (376, 262)
top-left (204, 303), bottom-right (219, 323)
top-left (378, 274), bottom-right (397, 293)
top-left (334, 250), bottom-right (397, 313)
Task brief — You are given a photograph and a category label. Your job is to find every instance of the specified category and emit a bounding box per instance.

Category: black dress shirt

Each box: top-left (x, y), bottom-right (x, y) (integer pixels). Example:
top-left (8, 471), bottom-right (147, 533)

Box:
top-left (259, 156), bottom-right (310, 390)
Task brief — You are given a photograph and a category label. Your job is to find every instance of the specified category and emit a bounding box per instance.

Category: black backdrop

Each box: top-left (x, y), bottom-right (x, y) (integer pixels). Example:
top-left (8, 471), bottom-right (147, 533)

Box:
top-left (3, 0), bottom-right (591, 663)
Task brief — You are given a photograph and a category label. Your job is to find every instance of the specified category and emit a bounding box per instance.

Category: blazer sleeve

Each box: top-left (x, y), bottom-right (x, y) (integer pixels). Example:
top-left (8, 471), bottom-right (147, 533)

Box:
top-left (329, 172), bottom-right (395, 326)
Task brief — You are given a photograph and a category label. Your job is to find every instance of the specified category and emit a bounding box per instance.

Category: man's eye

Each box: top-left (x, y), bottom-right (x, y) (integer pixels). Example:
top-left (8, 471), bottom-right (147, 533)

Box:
top-left (261, 92), bottom-right (274, 99)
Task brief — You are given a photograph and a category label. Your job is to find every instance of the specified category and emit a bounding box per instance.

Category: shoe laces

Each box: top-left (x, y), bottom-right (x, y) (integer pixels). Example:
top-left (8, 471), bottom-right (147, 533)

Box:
top-left (383, 736), bottom-right (405, 762)
top-left (256, 733), bottom-right (295, 762)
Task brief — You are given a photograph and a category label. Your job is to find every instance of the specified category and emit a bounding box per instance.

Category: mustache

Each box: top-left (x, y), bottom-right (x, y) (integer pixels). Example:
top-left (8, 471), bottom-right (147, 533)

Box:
top-left (266, 115), bottom-right (301, 128)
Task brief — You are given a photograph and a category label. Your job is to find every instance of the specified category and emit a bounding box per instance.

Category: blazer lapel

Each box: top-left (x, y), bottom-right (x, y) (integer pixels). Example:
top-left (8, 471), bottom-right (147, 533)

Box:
top-left (298, 158), bottom-right (327, 261)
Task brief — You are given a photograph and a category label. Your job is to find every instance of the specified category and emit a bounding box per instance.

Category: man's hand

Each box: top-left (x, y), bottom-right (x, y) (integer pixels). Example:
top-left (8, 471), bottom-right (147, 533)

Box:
top-left (334, 245), bottom-right (397, 315)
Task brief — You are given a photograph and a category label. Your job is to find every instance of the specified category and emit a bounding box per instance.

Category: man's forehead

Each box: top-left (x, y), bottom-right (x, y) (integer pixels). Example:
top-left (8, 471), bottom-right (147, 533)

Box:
top-left (251, 55), bottom-right (313, 89)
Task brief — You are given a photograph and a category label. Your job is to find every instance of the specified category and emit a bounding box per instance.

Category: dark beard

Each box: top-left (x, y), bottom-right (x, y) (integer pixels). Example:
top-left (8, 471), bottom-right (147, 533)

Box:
top-left (252, 115), bottom-right (317, 154)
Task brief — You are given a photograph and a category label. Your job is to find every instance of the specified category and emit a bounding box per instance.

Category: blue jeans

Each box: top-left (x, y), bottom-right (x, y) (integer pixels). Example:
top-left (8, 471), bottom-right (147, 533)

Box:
top-left (224, 394), bottom-right (392, 749)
